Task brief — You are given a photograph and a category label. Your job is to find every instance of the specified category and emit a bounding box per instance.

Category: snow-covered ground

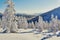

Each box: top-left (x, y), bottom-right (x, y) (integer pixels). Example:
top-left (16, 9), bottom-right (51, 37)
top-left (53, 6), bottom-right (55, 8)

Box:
top-left (0, 29), bottom-right (60, 40)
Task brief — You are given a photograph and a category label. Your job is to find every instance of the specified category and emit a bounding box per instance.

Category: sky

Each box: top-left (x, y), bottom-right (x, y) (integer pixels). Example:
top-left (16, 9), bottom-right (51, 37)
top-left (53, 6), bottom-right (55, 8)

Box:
top-left (0, 0), bottom-right (60, 15)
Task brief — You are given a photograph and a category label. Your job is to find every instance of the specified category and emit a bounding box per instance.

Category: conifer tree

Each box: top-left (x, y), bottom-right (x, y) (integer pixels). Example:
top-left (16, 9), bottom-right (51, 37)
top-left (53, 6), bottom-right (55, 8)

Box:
top-left (2, 0), bottom-right (18, 33)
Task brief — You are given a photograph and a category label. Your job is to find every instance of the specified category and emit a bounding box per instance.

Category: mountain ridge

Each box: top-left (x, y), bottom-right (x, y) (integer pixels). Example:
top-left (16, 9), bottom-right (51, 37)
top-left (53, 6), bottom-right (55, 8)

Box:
top-left (29, 7), bottom-right (60, 23)
top-left (0, 7), bottom-right (60, 23)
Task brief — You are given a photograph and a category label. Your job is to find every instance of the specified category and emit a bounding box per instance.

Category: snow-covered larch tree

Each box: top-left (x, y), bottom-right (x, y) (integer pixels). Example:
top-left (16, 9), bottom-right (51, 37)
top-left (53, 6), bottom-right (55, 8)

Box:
top-left (38, 16), bottom-right (44, 32)
top-left (2, 0), bottom-right (18, 33)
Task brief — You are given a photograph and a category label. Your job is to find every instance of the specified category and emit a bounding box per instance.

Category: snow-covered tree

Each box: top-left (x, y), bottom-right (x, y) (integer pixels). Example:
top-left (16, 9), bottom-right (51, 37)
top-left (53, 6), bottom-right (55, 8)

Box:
top-left (2, 0), bottom-right (18, 33)
top-left (0, 19), bottom-right (3, 32)
top-left (31, 22), bottom-right (35, 29)
top-left (35, 21), bottom-right (38, 29)
top-left (38, 16), bottom-right (44, 32)
top-left (18, 16), bottom-right (28, 29)
top-left (58, 20), bottom-right (60, 30)
top-left (0, 19), bottom-right (2, 28)
top-left (23, 17), bottom-right (28, 29)
top-left (51, 15), bottom-right (58, 34)
top-left (43, 21), bottom-right (49, 30)
top-left (18, 16), bottom-right (22, 29)
top-left (28, 22), bottom-right (32, 28)
top-left (11, 20), bottom-right (19, 33)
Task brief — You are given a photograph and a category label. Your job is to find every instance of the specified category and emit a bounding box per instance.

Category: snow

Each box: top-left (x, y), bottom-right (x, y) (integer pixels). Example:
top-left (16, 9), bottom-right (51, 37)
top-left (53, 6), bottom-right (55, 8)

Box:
top-left (0, 29), bottom-right (60, 40)
top-left (0, 28), bottom-right (3, 32)
top-left (56, 31), bottom-right (60, 34)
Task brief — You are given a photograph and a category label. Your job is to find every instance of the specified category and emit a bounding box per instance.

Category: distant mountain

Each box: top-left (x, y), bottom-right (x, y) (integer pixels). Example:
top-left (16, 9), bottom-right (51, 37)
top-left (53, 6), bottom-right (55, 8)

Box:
top-left (15, 13), bottom-right (35, 18)
top-left (0, 13), bottom-right (35, 18)
top-left (0, 7), bottom-right (60, 23)
top-left (41, 7), bottom-right (60, 22)
top-left (15, 13), bottom-right (36, 21)
top-left (0, 13), bottom-right (36, 22)
top-left (29, 7), bottom-right (60, 23)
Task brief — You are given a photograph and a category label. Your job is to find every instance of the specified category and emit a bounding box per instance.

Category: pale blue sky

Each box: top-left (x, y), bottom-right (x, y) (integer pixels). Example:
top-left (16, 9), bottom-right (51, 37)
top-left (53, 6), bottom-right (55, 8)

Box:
top-left (0, 0), bottom-right (60, 14)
